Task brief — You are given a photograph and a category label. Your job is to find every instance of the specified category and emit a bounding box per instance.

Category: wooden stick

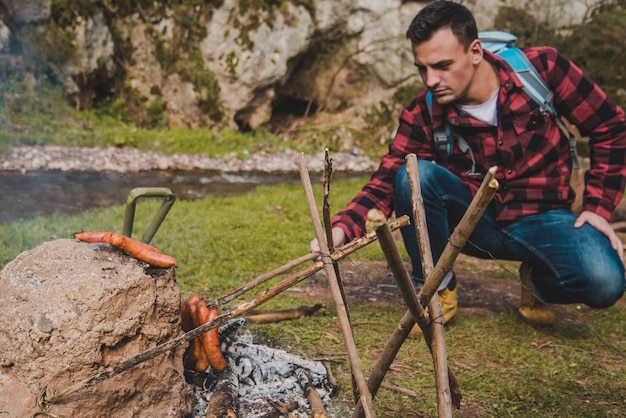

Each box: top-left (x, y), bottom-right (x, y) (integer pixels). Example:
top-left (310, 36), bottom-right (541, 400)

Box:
top-left (321, 150), bottom-right (351, 323)
top-left (40, 216), bottom-right (410, 409)
top-left (352, 309), bottom-right (450, 418)
top-left (323, 148), bottom-right (334, 250)
top-left (245, 304), bottom-right (326, 324)
top-left (375, 224), bottom-right (429, 330)
top-left (406, 154), bottom-right (453, 417)
top-left (267, 400), bottom-right (299, 417)
top-left (205, 361), bottom-right (238, 418)
top-left (297, 153), bottom-right (376, 418)
top-left (298, 370), bottom-right (328, 418)
top-left (306, 386), bottom-right (328, 418)
top-left (417, 166), bottom-right (499, 312)
top-left (380, 382), bottom-right (419, 398)
top-left (352, 225), bottom-right (460, 417)
top-left (610, 221), bottom-right (626, 233)
top-left (322, 149), bottom-right (357, 400)
top-left (323, 361), bottom-right (338, 389)
top-left (217, 252), bottom-right (318, 305)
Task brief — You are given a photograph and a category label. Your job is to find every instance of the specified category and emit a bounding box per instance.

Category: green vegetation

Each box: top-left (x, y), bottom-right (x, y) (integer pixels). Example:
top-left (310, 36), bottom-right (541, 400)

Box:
top-left (1, 178), bottom-right (624, 417)
top-left (0, 80), bottom-right (301, 157)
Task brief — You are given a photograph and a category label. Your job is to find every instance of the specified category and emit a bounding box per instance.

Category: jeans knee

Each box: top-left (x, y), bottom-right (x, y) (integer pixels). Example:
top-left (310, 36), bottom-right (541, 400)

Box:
top-left (586, 275), bottom-right (625, 308)
top-left (581, 265), bottom-right (625, 308)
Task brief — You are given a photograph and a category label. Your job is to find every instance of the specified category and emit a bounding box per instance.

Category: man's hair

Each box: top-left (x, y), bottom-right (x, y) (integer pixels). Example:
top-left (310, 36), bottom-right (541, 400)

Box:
top-left (406, 1), bottom-right (478, 50)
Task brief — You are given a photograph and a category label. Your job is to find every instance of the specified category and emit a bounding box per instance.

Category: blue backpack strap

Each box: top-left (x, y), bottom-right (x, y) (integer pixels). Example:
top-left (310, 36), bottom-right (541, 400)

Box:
top-left (426, 91), bottom-right (453, 160)
top-left (480, 31), bottom-right (581, 169)
top-left (480, 31), bottom-right (555, 115)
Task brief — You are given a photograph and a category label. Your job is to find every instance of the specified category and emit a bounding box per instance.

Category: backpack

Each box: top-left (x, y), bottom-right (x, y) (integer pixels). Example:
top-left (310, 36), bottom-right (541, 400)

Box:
top-left (426, 30), bottom-right (581, 170)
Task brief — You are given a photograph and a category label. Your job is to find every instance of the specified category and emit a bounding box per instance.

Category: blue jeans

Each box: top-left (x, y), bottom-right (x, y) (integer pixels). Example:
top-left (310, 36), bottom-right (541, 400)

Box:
top-left (394, 161), bottom-right (625, 307)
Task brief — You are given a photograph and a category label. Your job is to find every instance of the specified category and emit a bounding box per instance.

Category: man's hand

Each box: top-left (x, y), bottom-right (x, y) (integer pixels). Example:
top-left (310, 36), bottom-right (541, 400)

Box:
top-left (574, 210), bottom-right (624, 260)
top-left (309, 227), bottom-right (346, 254)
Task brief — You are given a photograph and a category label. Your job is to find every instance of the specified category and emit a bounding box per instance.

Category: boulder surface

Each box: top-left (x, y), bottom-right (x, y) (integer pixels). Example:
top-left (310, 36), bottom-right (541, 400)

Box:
top-left (0, 239), bottom-right (194, 417)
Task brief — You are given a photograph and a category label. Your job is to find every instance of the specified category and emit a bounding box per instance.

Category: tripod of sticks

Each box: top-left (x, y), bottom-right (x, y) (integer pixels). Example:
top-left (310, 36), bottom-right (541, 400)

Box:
top-left (302, 152), bottom-right (498, 418)
top-left (39, 152), bottom-right (498, 418)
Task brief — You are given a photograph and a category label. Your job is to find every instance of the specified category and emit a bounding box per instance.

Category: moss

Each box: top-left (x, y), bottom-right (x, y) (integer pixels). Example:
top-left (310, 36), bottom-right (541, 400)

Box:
top-left (17, 23), bottom-right (77, 67)
top-left (50, 0), bottom-right (101, 25)
top-left (393, 82), bottom-right (424, 106)
top-left (232, 0), bottom-right (317, 51)
top-left (185, 52), bottom-right (224, 122)
top-left (147, 97), bottom-right (167, 128)
top-left (224, 51), bottom-right (239, 76)
top-left (238, 0), bottom-right (314, 17)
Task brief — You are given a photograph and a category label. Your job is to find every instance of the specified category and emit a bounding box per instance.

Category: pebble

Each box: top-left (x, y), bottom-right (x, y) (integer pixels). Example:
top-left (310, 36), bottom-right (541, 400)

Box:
top-left (0, 145), bottom-right (378, 174)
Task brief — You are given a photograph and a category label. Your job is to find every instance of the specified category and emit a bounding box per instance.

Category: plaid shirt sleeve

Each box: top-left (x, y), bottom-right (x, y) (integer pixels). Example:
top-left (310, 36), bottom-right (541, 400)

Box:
top-left (525, 46), bottom-right (626, 220)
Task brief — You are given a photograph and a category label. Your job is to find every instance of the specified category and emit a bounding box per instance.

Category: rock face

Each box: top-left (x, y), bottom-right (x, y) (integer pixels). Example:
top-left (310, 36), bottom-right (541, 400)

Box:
top-left (0, 239), bottom-right (194, 417)
top-left (0, 0), bottom-right (596, 131)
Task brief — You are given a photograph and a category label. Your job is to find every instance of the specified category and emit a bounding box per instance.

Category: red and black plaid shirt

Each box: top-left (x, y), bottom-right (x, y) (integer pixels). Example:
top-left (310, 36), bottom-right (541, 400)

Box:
top-left (333, 47), bottom-right (626, 241)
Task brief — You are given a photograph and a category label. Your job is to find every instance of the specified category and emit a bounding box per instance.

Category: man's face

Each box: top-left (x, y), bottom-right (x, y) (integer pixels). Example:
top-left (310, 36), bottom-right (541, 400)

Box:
top-left (412, 27), bottom-right (481, 106)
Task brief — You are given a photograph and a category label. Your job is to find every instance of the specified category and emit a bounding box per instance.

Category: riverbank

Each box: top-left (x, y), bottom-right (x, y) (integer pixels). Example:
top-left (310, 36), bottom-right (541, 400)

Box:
top-left (0, 145), bottom-right (378, 173)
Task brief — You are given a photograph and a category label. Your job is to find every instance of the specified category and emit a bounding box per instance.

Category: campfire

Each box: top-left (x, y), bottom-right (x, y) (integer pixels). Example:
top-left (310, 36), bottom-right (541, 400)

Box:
top-left (187, 318), bottom-right (335, 417)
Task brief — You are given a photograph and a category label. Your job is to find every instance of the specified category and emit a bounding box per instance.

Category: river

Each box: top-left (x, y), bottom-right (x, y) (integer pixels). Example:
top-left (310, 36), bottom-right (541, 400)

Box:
top-left (0, 169), bottom-right (310, 224)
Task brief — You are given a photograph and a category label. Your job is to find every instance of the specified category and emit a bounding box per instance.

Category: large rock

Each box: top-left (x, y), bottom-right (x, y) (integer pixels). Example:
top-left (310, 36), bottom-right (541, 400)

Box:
top-left (200, 0), bottom-right (315, 128)
top-left (0, 0), bottom-right (598, 128)
top-left (0, 239), bottom-right (194, 417)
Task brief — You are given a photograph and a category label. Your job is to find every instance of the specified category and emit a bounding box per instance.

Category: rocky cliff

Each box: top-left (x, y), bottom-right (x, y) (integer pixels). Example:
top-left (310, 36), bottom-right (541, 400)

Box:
top-left (0, 0), bottom-right (599, 134)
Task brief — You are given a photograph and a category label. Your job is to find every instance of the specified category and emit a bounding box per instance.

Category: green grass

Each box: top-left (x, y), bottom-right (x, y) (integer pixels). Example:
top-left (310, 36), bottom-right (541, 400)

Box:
top-left (0, 113), bottom-right (302, 159)
top-left (0, 175), bottom-right (379, 298)
top-left (1, 175), bottom-right (624, 417)
top-left (0, 88), bottom-right (388, 160)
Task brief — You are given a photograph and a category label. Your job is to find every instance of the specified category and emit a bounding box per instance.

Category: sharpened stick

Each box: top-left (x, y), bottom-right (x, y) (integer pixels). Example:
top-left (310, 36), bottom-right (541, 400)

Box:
top-left (417, 166), bottom-right (499, 311)
top-left (40, 216), bottom-right (410, 410)
top-left (298, 153), bottom-right (376, 418)
top-left (406, 154), bottom-right (452, 417)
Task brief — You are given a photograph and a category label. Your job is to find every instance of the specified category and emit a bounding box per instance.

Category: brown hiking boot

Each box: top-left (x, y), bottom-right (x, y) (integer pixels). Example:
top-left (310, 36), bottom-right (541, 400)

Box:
top-left (408, 273), bottom-right (458, 338)
top-left (518, 262), bottom-right (557, 326)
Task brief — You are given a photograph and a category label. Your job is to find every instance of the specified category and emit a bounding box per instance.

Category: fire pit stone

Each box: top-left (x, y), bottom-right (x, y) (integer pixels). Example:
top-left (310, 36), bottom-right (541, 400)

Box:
top-left (0, 239), bottom-right (194, 417)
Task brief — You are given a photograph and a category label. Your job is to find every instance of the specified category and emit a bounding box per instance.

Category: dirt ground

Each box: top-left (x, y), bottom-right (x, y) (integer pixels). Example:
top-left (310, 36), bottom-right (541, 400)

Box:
top-left (286, 254), bottom-right (522, 315)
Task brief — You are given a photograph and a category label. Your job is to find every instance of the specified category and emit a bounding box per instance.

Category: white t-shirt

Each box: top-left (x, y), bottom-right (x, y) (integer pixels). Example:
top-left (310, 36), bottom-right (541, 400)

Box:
top-left (456, 90), bottom-right (499, 126)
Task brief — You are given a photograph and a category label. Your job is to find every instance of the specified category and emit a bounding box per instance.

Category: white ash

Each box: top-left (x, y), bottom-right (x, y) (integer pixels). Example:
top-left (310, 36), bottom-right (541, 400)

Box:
top-left (190, 319), bottom-right (335, 417)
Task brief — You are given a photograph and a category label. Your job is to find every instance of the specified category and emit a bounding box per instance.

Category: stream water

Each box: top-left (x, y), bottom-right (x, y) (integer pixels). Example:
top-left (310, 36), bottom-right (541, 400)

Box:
top-left (0, 169), bottom-right (321, 224)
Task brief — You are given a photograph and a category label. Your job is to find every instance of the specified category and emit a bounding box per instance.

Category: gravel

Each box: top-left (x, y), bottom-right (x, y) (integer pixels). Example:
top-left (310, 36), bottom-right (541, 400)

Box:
top-left (0, 145), bottom-right (378, 174)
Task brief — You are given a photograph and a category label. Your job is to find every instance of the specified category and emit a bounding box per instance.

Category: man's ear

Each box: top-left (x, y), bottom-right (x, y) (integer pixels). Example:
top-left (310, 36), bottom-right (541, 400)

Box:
top-left (469, 39), bottom-right (483, 65)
